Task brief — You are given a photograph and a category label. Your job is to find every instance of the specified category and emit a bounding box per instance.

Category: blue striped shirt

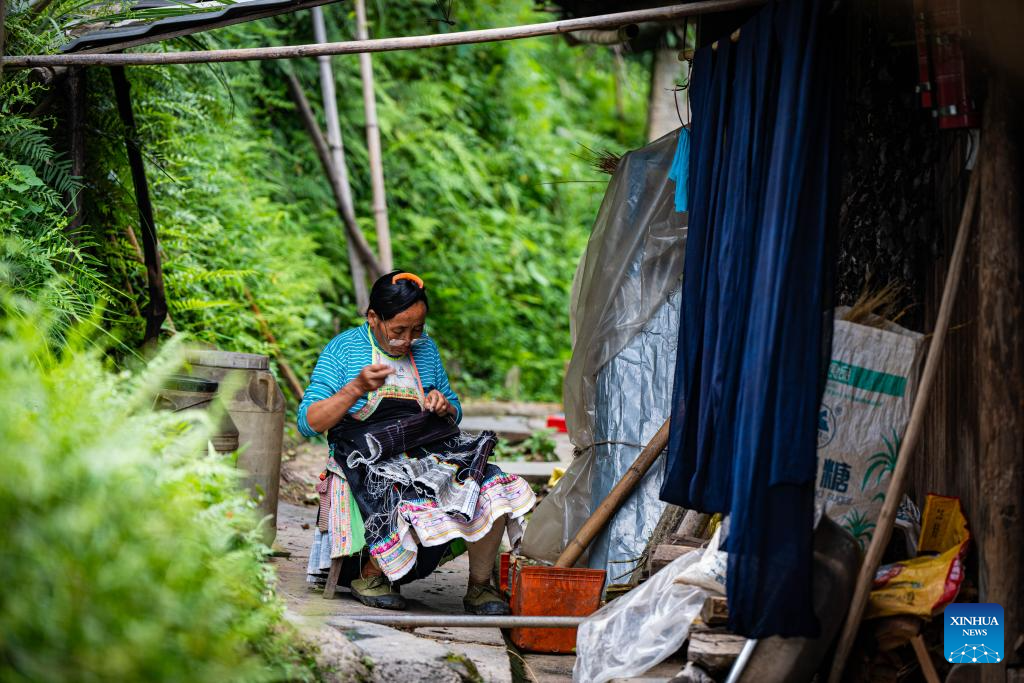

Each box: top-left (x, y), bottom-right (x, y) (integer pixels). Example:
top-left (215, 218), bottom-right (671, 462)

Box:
top-left (297, 322), bottom-right (463, 437)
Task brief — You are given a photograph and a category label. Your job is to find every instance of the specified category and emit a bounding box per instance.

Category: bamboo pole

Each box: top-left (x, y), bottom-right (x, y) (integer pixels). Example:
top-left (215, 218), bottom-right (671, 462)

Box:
top-left (355, 0), bottom-right (392, 273)
top-left (1, 0), bottom-right (766, 68)
top-left (312, 6), bottom-right (370, 311)
top-left (827, 164), bottom-right (981, 683)
top-left (555, 418), bottom-right (671, 568)
top-left (284, 70), bottom-right (383, 278)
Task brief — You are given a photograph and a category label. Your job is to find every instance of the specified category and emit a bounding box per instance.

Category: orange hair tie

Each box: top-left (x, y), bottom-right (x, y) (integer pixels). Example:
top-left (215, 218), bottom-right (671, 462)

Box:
top-left (392, 272), bottom-right (424, 288)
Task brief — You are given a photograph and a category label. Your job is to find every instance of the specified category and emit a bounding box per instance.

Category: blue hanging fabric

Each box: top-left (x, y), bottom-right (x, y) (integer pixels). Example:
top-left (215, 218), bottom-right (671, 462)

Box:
top-left (660, 0), bottom-right (839, 638)
top-left (667, 127), bottom-right (690, 212)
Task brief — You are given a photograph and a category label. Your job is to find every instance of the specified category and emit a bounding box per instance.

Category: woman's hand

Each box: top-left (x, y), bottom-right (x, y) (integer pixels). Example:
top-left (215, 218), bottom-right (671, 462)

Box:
top-left (352, 364), bottom-right (394, 394)
top-left (424, 389), bottom-right (453, 417)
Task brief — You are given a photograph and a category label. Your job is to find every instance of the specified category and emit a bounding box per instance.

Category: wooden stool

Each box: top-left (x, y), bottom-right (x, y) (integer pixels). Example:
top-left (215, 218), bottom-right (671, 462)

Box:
top-left (323, 557), bottom-right (343, 599)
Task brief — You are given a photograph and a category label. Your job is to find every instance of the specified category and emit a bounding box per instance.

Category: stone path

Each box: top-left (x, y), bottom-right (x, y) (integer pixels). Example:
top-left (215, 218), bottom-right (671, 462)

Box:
top-left (272, 412), bottom-right (683, 682)
top-left (275, 497), bottom-right (518, 682)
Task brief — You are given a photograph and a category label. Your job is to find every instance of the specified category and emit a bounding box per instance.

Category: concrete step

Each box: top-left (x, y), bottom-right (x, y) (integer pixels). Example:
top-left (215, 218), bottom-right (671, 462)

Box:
top-left (497, 459), bottom-right (561, 484)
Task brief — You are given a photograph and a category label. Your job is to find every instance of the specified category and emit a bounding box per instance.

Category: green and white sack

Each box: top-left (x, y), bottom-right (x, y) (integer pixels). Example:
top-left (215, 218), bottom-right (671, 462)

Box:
top-left (816, 307), bottom-right (924, 549)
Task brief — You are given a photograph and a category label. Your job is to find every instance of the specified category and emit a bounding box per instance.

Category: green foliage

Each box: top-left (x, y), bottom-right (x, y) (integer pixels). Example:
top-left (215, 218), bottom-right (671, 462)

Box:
top-left (493, 428), bottom-right (558, 462)
top-left (275, 3), bottom-right (650, 399)
top-left (0, 295), bottom-right (317, 682)
top-left (1, 0), bottom-right (650, 402)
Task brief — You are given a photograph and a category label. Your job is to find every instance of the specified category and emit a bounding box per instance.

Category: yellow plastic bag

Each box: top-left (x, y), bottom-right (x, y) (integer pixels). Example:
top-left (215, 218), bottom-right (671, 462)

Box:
top-left (866, 494), bottom-right (970, 620)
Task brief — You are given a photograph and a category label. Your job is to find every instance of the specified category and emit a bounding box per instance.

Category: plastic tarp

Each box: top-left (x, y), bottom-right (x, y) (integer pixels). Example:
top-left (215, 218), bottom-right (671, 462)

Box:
top-left (588, 288), bottom-right (680, 580)
top-left (574, 549), bottom-right (707, 683)
top-left (520, 129), bottom-right (688, 563)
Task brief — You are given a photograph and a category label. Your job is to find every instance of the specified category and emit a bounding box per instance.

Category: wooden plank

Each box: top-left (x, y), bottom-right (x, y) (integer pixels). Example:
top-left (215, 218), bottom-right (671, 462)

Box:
top-left (323, 557), bottom-right (342, 599)
top-left (650, 541), bottom-right (701, 573)
top-left (685, 630), bottom-right (746, 676)
top-left (676, 510), bottom-right (711, 538)
top-left (668, 533), bottom-right (707, 546)
top-left (700, 596), bottom-right (728, 627)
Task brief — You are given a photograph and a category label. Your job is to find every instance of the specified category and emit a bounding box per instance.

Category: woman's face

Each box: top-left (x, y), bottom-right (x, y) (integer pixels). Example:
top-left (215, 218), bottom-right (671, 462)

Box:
top-left (368, 301), bottom-right (427, 356)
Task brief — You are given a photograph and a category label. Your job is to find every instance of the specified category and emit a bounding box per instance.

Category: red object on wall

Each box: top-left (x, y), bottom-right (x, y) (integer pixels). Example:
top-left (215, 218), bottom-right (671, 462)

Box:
top-left (914, 0), bottom-right (980, 129)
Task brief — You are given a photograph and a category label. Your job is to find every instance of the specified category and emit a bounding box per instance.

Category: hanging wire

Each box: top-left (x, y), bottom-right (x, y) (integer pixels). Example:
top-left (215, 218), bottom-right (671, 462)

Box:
top-left (672, 15), bottom-right (694, 127)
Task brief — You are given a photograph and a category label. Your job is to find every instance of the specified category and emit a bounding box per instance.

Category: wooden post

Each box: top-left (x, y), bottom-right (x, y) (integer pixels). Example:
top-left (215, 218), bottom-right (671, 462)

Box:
top-left (976, 74), bottom-right (1023, 682)
top-left (125, 226), bottom-right (176, 334)
top-left (284, 70), bottom-right (383, 278)
top-left (355, 0), bottom-right (392, 272)
top-left (323, 557), bottom-right (343, 599)
top-left (65, 67), bottom-right (87, 238)
top-left (110, 66), bottom-right (168, 345)
top-left (312, 6), bottom-right (370, 312)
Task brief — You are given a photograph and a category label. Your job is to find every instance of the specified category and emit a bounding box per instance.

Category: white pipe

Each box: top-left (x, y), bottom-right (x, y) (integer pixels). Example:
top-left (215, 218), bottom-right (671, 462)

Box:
top-left (332, 614), bottom-right (585, 628)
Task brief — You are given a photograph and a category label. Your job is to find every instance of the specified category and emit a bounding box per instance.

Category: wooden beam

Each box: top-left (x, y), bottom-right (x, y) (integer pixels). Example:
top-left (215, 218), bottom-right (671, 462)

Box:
top-left (311, 6), bottom-right (370, 312)
top-left (355, 0), bottom-right (392, 273)
top-left (284, 70), bottom-right (383, 278)
top-left (110, 65), bottom-right (168, 345)
top-left (1, 0), bottom-right (766, 68)
top-left (976, 73), bottom-right (1023, 683)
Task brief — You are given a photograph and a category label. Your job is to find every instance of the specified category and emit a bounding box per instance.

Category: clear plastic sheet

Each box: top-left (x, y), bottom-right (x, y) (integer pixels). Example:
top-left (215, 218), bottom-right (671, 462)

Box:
top-left (520, 130), bottom-right (687, 563)
top-left (573, 549), bottom-right (707, 683)
top-left (587, 288), bottom-right (680, 580)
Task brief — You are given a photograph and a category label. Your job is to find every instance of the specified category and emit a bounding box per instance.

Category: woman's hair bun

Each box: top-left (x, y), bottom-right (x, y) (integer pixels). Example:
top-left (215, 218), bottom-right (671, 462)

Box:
top-left (368, 269), bottom-right (429, 320)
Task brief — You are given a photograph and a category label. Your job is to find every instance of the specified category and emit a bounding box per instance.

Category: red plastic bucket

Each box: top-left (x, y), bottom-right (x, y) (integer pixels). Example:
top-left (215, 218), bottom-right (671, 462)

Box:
top-left (510, 565), bottom-right (606, 653)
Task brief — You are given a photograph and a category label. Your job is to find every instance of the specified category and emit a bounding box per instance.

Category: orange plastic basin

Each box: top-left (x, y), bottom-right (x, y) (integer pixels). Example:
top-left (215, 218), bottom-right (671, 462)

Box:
top-left (509, 565), bottom-right (606, 653)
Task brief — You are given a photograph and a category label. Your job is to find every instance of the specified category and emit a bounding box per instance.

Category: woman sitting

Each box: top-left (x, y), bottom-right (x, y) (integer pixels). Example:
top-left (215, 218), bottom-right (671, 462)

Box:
top-left (299, 270), bottom-right (535, 614)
